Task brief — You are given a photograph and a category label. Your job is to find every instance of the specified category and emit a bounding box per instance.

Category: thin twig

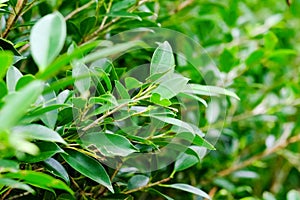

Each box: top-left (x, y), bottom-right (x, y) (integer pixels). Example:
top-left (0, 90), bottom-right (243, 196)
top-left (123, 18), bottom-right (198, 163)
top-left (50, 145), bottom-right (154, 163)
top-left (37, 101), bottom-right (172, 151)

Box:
top-left (82, 94), bottom-right (150, 131)
top-left (65, 1), bottom-right (96, 21)
top-left (3, 0), bottom-right (28, 38)
top-left (124, 177), bottom-right (172, 194)
top-left (218, 134), bottom-right (300, 177)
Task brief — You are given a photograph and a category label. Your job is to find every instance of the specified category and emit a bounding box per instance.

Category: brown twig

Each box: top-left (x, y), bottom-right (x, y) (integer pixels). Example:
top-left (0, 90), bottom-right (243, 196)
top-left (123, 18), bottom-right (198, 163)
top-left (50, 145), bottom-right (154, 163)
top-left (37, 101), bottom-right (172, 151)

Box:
top-left (124, 177), bottom-right (172, 194)
top-left (218, 132), bottom-right (300, 177)
top-left (3, 0), bottom-right (28, 38)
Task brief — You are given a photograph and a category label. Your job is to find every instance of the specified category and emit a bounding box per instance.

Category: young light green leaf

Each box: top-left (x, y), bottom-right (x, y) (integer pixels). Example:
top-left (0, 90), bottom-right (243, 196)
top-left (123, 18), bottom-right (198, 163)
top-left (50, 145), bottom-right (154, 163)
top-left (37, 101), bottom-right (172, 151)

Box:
top-left (82, 132), bottom-right (138, 157)
top-left (115, 80), bottom-right (130, 99)
top-left (13, 124), bottom-right (66, 144)
top-left (0, 178), bottom-right (35, 194)
top-left (127, 175), bottom-right (149, 190)
top-left (0, 81), bottom-right (43, 130)
top-left (150, 93), bottom-right (172, 107)
top-left (6, 66), bottom-right (22, 92)
top-left (0, 80), bottom-right (8, 100)
top-left (61, 149), bottom-right (114, 193)
top-left (30, 12), bottom-right (66, 71)
top-left (150, 41), bottom-right (175, 78)
top-left (0, 51), bottom-right (13, 79)
top-left (160, 183), bottom-right (210, 199)
top-left (4, 170), bottom-right (74, 195)
top-left (15, 74), bottom-right (35, 91)
top-left (44, 158), bottom-right (70, 184)
top-left (187, 84), bottom-right (240, 100)
top-left (125, 77), bottom-right (142, 90)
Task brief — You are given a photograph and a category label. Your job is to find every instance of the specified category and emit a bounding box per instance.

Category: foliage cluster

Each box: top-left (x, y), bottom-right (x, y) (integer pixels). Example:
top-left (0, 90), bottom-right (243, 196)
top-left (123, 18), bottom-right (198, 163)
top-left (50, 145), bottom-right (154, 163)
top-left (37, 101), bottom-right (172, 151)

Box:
top-left (0, 0), bottom-right (299, 200)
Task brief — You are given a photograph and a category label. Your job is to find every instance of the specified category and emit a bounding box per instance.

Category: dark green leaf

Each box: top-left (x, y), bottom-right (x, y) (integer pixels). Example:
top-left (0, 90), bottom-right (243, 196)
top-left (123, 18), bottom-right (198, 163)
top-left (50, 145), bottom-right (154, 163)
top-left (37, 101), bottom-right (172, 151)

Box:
top-left (44, 158), bottom-right (70, 184)
top-left (61, 149), bottom-right (113, 193)
top-left (127, 175), bottom-right (149, 190)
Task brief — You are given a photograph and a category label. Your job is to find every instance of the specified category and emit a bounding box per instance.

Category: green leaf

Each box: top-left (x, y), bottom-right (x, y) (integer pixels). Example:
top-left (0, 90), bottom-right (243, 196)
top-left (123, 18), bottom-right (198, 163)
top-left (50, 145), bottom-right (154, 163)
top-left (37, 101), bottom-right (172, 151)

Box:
top-left (178, 92), bottom-right (207, 107)
top-left (148, 188), bottom-right (174, 200)
top-left (6, 66), bottom-right (22, 92)
top-left (264, 31), bottom-right (278, 50)
top-left (150, 41), bottom-right (175, 79)
top-left (111, 0), bottom-right (136, 12)
top-left (0, 80), bottom-right (7, 100)
top-left (125, 77), bottom-right (142, 90)
top-left (115, 80), bottom-right (130, 99)
top-left (72, 61), bottom-right (91, 95)
top-left (187, 84), bottom-right (240, 100)
top-left (39, 86), bottom-right (58, 129)
top-left (0, 178), bottom-right (35, 194)
top-left (246, 50), bottom-right (264, 67)
top-left (0, 81), bottom-right (43, 129)
top-left (44, 158), bottom-right (70, 184)
top-left (30, 12), bottom-right (66, 71)
top-left (61, 149), bottom-right (113, 193)
top-left (0, 159), bottom-right (19, 172)
top-left (19, 142), bottom-right (64, 163)
top-left (13, 124), bottom-right (66, 144)
top-left (80, 16), bottom-right (96, 36)
top-left (82, 132), bottom-right (138, 157)
top-left (160, 183), bottom-right (210, 199)
top-left (0, 38), bottom-right (21, 55)
top-left (174, 152), bottom-right (199, 172)
top-left (127, 175), bottom-right (149, 190)
top-left (4, 170), bottom-right (74, 195)
top-left (150, 93), bottom-right (172, 107)
top-left (106, 11), bottom-right (142, 21)
top-left (0, 51), bottom-right (13, 79)
top-left (152, 74), bottom-right (189, 99)
top-left (15, 74), bottom-right (35, 91)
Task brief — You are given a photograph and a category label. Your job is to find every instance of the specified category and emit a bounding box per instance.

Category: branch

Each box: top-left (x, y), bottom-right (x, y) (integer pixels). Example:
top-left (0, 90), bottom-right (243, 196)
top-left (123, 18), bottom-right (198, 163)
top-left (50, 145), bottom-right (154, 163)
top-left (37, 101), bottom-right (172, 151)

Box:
top-left (65, 1), bottom-right (96, 21)
top-left (3, 0), bottom-right (28, 38)
top-left (124, 177), bottom-right (172, 194)
top-left (218, 131), bottom-right (300, 177)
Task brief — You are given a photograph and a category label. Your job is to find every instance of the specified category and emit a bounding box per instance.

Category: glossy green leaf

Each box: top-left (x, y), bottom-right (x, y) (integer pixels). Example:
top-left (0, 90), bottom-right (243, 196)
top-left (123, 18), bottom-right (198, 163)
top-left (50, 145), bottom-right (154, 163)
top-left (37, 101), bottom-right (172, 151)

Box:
top-left (0, 178), bottom-right (35, 194)
top-left (19, 142), bottom-right (64, 163)
top-left (111, 0), bottom-right (136, 12)
top-left (13, 124), bottom-right (66, 144)
top-left (82, 132), bottom-right (138, 157)
top-left (174, 152), bottom-right (199, 172)
top-left (187, 84), bottom-right (240, 100)
top-left (150, 41), bottom-right (175, 78)
top-left (0, 159), bottom-right (19, 172)
top-left (0, 81), bottom-right (43, 129)
top-left (4, 170), bottom-right (74, 195)
top-left (106, 11), bottom-right (142, 21)
top-left (127, 175), bottom-right (149, 190)
top-left (0, 51), bottom-right (13, 79)
top-left (61, 149), bottom-right (113, 193)
top-left (160, 183), bottom-right (210, 199)
top-left (44, 158), bottom-right (70, 184)
top-left (178, 92), bottom-right (207, 107)
top-left (6, 66), bottom-right (22, 92)
top-left (30, 12), bottom-right (66, 71)
top-left (15, 74), bottom-right (35, 91)
top-left (115, 80), bottom-right (130, 99)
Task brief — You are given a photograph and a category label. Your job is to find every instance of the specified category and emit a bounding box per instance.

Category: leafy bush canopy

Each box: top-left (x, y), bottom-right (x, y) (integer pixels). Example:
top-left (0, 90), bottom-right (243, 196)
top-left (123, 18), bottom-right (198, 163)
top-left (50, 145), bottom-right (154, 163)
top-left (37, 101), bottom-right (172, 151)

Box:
top-left (0, 0), bottom-right (299, 199)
